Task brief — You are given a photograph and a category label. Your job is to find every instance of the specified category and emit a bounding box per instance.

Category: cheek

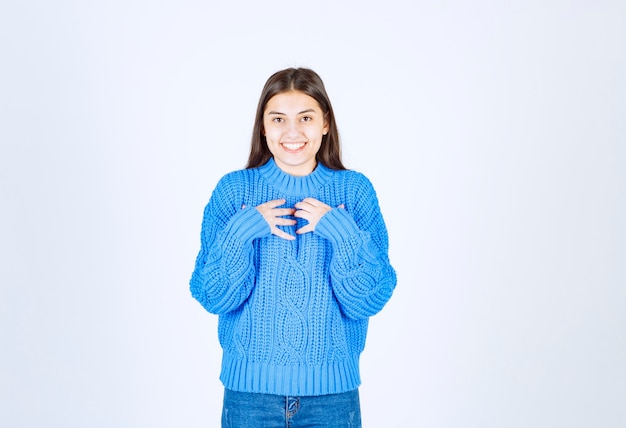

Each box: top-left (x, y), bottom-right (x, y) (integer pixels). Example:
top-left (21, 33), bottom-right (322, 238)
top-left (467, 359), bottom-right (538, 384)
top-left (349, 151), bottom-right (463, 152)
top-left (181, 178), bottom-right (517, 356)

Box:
top-left (264, 128), bottom-right (278, 142)
top-left (264, 129), bottom-right (285, 149)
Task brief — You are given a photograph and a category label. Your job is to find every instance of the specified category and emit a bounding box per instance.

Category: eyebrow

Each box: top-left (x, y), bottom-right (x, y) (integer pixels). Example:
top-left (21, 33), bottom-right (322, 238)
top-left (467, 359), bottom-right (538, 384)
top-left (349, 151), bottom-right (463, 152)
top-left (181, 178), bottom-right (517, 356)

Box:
top-left (267, 109), bottom-right (317, 115)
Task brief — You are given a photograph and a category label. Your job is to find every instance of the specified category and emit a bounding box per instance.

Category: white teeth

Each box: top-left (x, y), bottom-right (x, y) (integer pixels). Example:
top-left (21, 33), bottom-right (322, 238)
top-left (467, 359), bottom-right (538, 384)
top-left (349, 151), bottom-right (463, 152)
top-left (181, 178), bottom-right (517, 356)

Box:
top-left (283, 143), bottom-right (305, 150)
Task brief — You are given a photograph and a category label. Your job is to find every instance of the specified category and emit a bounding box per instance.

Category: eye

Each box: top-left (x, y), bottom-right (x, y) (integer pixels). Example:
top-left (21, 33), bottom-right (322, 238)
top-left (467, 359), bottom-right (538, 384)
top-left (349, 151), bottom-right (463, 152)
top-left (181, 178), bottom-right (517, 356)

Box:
top-left (301, 116), bottom-right (312, 122)
top-left (272, 117), bottom-right (284, 123)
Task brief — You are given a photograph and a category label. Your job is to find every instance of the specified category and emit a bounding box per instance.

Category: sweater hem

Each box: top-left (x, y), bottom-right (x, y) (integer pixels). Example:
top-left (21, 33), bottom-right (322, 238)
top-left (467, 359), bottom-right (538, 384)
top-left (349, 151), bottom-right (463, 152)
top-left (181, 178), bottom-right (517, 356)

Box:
top-left (219, 354), bottom-right (361, 396)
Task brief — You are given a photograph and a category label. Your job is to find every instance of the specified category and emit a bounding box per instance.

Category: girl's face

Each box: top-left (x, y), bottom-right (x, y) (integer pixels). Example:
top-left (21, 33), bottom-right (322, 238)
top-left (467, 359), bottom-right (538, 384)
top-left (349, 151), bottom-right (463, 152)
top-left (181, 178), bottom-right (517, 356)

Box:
top-left (263, 90), bottom-right (329, 176)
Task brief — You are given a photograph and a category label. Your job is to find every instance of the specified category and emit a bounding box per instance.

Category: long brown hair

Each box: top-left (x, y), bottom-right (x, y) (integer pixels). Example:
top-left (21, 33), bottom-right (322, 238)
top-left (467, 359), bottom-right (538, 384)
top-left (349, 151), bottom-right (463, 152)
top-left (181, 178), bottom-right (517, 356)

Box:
top-left (246, 68), bottom-right (346, 170)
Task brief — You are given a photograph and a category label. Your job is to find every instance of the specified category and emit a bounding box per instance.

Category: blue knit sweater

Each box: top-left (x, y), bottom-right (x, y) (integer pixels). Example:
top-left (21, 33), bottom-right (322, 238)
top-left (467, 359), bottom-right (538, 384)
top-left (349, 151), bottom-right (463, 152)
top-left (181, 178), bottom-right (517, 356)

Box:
top-left (190, 158), bottom-right (396, 396)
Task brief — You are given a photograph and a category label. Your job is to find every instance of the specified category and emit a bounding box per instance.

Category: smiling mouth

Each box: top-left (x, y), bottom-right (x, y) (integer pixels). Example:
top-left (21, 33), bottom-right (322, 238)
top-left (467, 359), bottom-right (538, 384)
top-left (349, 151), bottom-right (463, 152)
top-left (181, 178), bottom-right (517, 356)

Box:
top-left (281, 142), bottom-right (306, 152)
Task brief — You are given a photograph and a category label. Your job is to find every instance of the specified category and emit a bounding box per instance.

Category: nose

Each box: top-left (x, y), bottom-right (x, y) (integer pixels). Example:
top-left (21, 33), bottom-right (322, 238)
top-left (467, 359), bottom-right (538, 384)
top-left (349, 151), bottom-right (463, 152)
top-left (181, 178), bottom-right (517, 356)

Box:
top-left (286, 120), bottom-right (301, 138)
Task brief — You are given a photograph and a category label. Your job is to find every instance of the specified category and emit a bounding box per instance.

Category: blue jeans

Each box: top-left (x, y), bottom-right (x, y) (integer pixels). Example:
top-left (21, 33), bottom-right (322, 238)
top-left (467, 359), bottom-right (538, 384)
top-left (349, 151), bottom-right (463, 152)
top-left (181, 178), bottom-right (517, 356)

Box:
top-left (221, 388), bottom-right (362, 428)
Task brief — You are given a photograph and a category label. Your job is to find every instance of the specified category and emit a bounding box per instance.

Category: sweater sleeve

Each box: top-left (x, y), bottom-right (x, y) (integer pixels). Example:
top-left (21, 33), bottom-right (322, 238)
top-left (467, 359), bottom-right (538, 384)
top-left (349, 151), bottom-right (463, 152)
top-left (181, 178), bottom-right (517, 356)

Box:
top-left (189, 176), bottom-right (271, 314)
top-left (314, 175), bottom-right (397, 320)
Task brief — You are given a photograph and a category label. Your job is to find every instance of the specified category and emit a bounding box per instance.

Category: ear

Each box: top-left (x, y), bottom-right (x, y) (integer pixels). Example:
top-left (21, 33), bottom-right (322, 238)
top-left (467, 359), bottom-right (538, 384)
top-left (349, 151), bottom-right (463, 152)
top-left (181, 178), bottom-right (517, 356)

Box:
top-left (323, 114), bottom-right (329, 135)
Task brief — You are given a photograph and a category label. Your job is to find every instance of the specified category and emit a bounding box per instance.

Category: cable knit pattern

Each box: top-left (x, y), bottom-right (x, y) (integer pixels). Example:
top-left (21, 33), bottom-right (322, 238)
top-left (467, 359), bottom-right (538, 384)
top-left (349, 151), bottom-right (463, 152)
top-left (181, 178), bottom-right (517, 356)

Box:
top-left (190, 158), bottom-right (396, 396)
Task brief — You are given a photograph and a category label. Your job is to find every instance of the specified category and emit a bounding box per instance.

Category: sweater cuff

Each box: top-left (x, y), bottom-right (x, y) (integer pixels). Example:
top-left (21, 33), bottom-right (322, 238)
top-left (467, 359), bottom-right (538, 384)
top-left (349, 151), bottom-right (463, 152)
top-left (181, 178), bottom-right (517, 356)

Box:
top-left (314, 208), bottom-right (360, 246)
top-left (222, 207), bottom-right (271, 245)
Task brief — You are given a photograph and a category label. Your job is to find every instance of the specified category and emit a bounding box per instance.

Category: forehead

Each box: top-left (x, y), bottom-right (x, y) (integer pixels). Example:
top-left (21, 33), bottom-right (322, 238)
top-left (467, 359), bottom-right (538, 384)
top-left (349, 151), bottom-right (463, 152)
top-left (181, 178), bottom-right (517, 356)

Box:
top-left (265, 90), bottom-right (322, 113)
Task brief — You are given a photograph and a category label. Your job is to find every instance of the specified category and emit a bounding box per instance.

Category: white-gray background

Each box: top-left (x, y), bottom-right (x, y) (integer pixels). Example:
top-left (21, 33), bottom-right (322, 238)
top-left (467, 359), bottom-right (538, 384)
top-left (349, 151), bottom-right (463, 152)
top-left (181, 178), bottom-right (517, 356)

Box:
top-left (1, 1), bottom-right (624, 427)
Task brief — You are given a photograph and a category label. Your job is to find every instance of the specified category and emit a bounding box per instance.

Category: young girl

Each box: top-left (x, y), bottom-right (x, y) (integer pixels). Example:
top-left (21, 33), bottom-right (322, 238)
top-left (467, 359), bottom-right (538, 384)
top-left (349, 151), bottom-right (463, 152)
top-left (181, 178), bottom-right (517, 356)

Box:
top-left (190, 68), bottom-right (397, 427)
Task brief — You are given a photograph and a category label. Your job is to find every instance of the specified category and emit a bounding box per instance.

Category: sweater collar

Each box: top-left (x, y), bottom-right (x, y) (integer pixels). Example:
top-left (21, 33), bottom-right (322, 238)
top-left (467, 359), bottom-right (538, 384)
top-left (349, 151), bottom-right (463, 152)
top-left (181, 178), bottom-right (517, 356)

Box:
top-left (258, 157), bottom-right (334, 196)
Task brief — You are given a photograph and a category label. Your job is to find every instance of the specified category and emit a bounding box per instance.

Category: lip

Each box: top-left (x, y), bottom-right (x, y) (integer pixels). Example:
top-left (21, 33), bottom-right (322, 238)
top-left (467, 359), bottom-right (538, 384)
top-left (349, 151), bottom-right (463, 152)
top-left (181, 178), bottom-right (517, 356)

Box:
top-left (281, 142), bottom-right (307, 153)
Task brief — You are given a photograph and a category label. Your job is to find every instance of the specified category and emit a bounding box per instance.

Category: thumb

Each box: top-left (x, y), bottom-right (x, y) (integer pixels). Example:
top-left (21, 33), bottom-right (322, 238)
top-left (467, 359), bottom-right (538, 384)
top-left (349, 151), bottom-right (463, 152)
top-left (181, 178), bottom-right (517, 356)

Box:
top-left (337, 204), bottom-right (345, 209)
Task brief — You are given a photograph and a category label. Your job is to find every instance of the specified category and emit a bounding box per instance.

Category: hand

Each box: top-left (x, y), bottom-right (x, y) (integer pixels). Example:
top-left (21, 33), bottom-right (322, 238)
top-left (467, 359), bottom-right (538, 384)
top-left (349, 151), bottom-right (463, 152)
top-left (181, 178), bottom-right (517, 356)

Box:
top-left (294, 198), bottom-right (344, 235)
top-left (254, 199), bottom-right (297, 241)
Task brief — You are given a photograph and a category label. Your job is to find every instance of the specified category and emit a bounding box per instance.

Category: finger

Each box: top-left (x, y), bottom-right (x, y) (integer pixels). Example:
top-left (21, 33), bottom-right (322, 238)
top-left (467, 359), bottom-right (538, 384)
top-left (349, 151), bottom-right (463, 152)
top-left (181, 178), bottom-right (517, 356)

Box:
top-left (301, 198), bottom-right (332, 212)
top-left (338, 204), bottom-right (345, 209)
top-left (270, 198), bottom-right (287, 205)
top-left (242, 204), bottom-right (246, 209)
top-left (294, 201), bottom-right (312, 211)
top-left (296, 225), bottom-right (313, 234)
top-left (293, 209), bottom-right (317, 221)
top-left (274, 208), bottom-right (296, 217)
top-left (295, 202), bottom-right (323, 214)
top-left (275, 218), bottom-right (297, 226)
top-left (259, 199), bottom-right (287, 209)
top-left (301, 197), bottom-right (321, 205)
top-left (257, 203), bottom-right (290, 218)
